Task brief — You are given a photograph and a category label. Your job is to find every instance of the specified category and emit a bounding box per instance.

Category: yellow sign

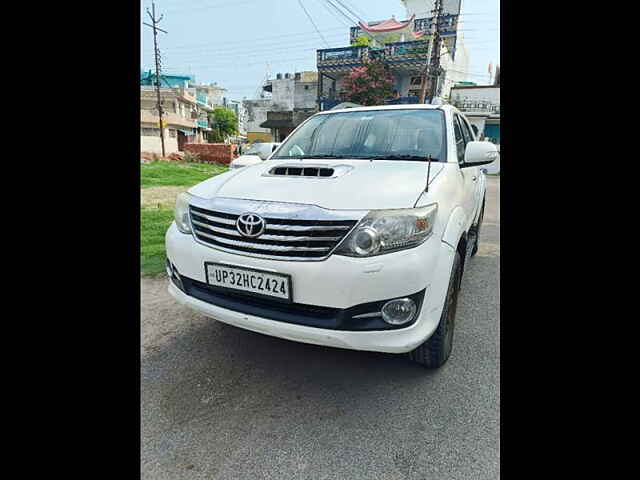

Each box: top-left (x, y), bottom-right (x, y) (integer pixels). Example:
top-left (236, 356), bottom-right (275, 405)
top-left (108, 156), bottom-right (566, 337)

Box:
top-left (155, 120), bottom-right (167, 128)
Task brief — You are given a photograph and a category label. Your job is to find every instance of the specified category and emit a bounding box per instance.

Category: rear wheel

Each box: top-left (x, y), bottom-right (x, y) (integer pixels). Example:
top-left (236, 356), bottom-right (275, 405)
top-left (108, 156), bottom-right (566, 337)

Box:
top-left (407, 251), bottom-right (462, 368)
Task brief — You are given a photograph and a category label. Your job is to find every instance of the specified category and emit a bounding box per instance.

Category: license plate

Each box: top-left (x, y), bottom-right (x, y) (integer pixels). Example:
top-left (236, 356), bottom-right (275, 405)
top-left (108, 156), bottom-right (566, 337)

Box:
top-left (204, 262), bottom-right (292, 302)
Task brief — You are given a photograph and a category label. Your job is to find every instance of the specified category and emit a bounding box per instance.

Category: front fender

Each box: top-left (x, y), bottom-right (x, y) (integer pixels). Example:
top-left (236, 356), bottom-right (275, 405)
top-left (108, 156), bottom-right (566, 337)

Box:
top-left (442, 206), bottom-right (467, 250)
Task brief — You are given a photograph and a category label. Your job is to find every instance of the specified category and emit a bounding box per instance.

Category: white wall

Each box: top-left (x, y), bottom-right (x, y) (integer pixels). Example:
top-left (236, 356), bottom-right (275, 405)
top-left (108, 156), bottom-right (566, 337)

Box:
top-left (451, 86), bottom-right (500, 104)
top-left (271, 78), bottom-right (295, 110)
top-left (141, 127), bottom-right (179, 155)
top-left (243, 99), bottom-right (271, 134)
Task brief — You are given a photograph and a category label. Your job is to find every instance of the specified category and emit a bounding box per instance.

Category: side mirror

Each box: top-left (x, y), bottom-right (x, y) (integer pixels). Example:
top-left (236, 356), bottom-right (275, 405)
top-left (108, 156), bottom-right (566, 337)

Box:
top-left (463, 141), bottom-right (499, 167)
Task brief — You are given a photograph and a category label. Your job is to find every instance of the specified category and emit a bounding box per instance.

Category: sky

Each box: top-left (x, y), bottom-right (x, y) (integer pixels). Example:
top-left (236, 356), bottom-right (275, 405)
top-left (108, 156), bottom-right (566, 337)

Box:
top-left (140, 0), bottom-right (500, 101)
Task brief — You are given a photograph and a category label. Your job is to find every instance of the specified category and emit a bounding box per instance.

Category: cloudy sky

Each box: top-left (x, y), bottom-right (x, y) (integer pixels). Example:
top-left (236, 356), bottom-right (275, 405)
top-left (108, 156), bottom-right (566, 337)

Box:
top-left (140, 0), bottom-right (499, 99)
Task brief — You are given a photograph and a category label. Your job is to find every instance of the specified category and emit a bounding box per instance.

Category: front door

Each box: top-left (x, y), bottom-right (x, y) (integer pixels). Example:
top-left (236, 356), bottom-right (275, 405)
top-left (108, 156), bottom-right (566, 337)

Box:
top-left (453, 114), bottom-right (480, 229)
top-left (177, 132), bottom-right (186, 152)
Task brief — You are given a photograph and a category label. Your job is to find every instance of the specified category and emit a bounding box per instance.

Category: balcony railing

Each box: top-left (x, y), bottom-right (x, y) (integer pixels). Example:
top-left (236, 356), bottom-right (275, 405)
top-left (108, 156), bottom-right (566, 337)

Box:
top-left (317, 46), bottom-right (368, 62)
top-left (317, 40), bottom-right (429, 70)
top-left (453, 101), bottom-right (500, 115)
top-left (384, 40), bottom-right (429, 57)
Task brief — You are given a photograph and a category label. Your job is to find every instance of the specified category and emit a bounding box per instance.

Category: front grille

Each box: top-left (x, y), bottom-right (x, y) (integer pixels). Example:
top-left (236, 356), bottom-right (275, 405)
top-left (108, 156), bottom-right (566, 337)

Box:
top-left (189, 205), bottom-right (357, 260)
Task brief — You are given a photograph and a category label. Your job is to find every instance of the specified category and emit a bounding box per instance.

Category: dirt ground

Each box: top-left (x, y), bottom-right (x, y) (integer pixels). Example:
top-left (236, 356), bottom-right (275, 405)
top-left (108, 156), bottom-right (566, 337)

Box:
top-left (141, 186), bottom-right (189, 209)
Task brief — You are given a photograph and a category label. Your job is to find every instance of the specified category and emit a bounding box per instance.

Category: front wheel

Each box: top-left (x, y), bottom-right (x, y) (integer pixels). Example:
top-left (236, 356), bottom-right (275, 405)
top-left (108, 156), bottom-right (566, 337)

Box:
top-left (407, 251), bottom-right (462, 368)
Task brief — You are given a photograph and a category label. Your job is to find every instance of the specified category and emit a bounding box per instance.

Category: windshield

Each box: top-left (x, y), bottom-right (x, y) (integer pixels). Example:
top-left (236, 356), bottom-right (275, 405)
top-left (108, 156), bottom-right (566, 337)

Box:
top-left (272, 109), bottom-right (445, 161)
top-left (246, 144), bottom-right (265, 155)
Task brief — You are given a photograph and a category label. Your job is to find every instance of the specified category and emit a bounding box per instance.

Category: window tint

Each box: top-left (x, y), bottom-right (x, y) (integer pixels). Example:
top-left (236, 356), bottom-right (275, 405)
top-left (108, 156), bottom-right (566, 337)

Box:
top-left (453, 115), bottom-right (466, 163)
top-left (459, 115), bottom-right (474, 144)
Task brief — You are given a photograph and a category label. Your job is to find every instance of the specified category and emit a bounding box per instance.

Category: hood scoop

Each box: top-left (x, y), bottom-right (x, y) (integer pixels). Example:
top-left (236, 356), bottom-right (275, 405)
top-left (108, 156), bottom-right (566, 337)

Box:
top-left (264, 164), bottom-right (353, 179)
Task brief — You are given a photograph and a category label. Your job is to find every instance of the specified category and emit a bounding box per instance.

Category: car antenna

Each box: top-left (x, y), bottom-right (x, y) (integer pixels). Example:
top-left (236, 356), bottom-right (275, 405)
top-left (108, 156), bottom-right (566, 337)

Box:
top-left (425, 154), bottom-right (433, 192)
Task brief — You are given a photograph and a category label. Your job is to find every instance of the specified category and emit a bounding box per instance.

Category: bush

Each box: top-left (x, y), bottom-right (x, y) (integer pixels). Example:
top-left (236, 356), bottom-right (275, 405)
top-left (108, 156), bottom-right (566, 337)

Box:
top-left (342, 60), bottom-right (394, 106)
top-left (182, 151), bottom-right (201, 163)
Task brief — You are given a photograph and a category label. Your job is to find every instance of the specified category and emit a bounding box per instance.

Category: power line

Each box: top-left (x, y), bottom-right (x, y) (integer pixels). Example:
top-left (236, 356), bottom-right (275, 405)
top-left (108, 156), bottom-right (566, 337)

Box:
top-left (297, 0), bottom-right (330, 48)
top-left (147, 26), bottom-right (346, 52)
top-left (314, 0), bottom-right (350, 27)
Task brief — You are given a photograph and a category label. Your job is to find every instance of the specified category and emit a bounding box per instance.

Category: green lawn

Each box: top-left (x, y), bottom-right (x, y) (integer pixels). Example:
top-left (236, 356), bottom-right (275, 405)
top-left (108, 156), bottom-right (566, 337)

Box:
top-left (141, 161), bottom-right (228, 188)
top-left (141, 207), bottom-right (175, 276)
top-left (140, 161), bottom-right (229, 276)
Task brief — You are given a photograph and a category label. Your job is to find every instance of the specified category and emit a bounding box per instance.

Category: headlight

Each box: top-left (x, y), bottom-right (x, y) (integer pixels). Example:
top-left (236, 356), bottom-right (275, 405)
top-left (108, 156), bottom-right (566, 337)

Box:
top-left (174, 192), bottom-right (193, 234)
top-left (335, 204), bottom-right (437, 257)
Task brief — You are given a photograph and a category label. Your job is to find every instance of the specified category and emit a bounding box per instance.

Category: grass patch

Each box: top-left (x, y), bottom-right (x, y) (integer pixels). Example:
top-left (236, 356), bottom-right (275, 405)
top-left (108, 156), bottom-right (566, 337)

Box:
top-left (141, 161), bottom-right (228, 188)
top-left (140, 161), bottom-right (229, 276)
top-left (141, 207), bottom-right (175, 276)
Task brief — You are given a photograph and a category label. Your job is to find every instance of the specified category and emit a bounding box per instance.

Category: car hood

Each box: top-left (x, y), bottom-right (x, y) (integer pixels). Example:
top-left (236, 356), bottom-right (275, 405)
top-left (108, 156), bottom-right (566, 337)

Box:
top-left (231, 154), bottom-right (262, 166)
top-left (188, 159), bottom-right (446, 210)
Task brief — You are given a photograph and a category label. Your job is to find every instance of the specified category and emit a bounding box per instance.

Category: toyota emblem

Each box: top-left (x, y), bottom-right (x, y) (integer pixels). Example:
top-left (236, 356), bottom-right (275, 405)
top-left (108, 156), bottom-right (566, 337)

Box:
top-left (236, 213), bottom-right (266, 238)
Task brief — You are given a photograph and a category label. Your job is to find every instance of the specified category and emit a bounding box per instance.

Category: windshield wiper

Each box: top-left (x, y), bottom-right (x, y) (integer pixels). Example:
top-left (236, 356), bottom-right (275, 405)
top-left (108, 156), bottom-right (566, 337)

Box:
top-left (272, 154), bottom-right (347, 159)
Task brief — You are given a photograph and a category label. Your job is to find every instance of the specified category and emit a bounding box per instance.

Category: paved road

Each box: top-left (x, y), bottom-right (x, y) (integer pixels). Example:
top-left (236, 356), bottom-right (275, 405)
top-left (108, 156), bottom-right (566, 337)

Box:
top-left (141, 177), bottom-right (500, 480)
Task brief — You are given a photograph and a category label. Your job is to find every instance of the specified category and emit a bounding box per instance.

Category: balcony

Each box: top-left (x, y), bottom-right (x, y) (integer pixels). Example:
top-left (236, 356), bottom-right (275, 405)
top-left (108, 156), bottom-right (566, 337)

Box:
top-left (317, 41), bottom-right (429, 74)
top-left (317, 46), bottom-right (369, 69)
top-left (140, 110), bottom-right (196, 129)
top-left (452, 101), bottom-right (500, 116)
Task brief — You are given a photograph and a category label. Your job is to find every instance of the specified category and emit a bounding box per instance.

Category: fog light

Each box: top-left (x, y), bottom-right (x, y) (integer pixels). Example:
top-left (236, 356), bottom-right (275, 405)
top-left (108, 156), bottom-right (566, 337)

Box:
top-left (166, 259), bottom-right (173, 277)
top-left (170, 263), bottom-right (185, 292)
top-left (381, 298), bottom-right (417, 325)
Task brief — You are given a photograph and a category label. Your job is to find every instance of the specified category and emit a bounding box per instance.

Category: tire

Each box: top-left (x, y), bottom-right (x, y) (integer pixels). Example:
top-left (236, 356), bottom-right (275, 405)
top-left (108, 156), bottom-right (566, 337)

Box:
top-left (471, 197), bottom-right (485, 257)
top-left (407, 251), bottom-right (462, 368)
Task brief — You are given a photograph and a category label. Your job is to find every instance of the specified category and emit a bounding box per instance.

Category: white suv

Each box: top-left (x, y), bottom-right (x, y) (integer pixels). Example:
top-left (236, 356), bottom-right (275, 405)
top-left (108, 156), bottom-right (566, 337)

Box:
top-left (166, 105), bottom-right (498, 368)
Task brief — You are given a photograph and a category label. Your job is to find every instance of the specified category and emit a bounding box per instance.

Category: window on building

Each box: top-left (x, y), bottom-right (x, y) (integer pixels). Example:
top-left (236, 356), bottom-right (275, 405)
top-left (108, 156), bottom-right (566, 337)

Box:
top-left (410, 76), bottom-right (423, 86)
top-left (141, 127), bottom-right (160, 137)
top-left (169, 129), bottom-right (176, 138)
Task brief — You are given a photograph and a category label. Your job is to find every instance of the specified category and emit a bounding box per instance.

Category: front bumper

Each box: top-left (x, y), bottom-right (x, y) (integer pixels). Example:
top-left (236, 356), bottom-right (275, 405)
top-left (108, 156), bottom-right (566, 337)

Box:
top-left (166, 222), bottom-right (457, 353)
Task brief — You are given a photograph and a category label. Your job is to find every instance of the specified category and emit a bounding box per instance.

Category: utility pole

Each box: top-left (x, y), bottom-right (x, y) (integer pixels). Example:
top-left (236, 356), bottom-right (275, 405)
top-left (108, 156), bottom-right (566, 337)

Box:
top-left (144, 2), bottom-right (168, 158)
top-left (418, 0), bottom-right (443, 104)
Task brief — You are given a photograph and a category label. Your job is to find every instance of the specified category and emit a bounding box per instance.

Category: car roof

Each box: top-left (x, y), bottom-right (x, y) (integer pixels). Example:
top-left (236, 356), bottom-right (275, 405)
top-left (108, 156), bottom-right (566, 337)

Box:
top-left (317, 104), bottom-right (455, 115)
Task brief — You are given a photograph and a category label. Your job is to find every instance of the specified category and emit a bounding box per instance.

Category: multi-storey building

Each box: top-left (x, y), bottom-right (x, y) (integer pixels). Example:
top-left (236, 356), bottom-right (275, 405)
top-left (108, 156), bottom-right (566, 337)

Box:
top-left (450, 84), bottom-right (500, 145)
top-left (243, 71), bottom-right (318, 143)
top-left (140, 72), bottom-right (237, 153)
top-left (316, 0), bottom-right (468, 110)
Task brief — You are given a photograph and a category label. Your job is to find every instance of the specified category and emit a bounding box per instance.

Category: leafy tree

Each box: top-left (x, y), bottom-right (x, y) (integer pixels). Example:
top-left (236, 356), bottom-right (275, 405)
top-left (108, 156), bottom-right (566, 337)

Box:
top-left (341, 60), bottom-right (395, 106)
top-left (207, 107), bottom-right (238, 143)
top-left (351, 35), bottom-right (371, 47)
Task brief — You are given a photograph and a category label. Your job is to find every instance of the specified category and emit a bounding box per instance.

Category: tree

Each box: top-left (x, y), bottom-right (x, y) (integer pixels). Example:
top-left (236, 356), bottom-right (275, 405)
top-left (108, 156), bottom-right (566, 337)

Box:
top-left (341, 60), bottom-right (395, 106)
top-left (351, 35), bottom-right (371, 47)
top-left (207, 107), bottom-right (238, 143)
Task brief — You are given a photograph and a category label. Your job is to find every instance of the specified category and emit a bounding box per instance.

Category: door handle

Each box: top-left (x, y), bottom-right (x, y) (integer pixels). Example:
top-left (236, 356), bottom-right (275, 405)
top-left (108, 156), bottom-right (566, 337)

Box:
top-left (472, 176), bottom-right (477, 181)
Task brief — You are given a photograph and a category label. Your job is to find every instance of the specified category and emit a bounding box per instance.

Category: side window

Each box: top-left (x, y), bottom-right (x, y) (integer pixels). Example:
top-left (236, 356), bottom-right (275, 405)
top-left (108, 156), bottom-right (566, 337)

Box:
top-left (453, 115), bottom-right (466, 163)
top-left (459, 115), bottom-right (475, 143)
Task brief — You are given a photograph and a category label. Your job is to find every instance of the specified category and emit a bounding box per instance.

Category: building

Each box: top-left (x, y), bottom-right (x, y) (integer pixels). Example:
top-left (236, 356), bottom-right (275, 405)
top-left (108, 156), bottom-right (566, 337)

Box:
top-left (243, 98), bottom-right (274, 144)
top-left (140, 70), bottom-right (193, 89)
top-left (191, 82), bottom-right (227, 109)
top-left (316, 0), bottom-right (468, 110)
top-left (450, 85), bottom-right (500, 144)
top-left (243, 71), bottom-right (318, 143)
top-left (140, 86), bottom-right (204, 154)
top-left (450, 84), bottom-right (500, 173)
top-left (141, 72), bottom-right (243, 154)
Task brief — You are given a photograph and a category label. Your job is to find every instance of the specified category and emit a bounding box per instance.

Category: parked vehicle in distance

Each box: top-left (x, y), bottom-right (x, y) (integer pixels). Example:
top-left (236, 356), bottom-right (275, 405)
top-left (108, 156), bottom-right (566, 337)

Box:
top-left (166, 105), bottom-right (498, 368)
top-left (229, 142), bottom-right (281, 170)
